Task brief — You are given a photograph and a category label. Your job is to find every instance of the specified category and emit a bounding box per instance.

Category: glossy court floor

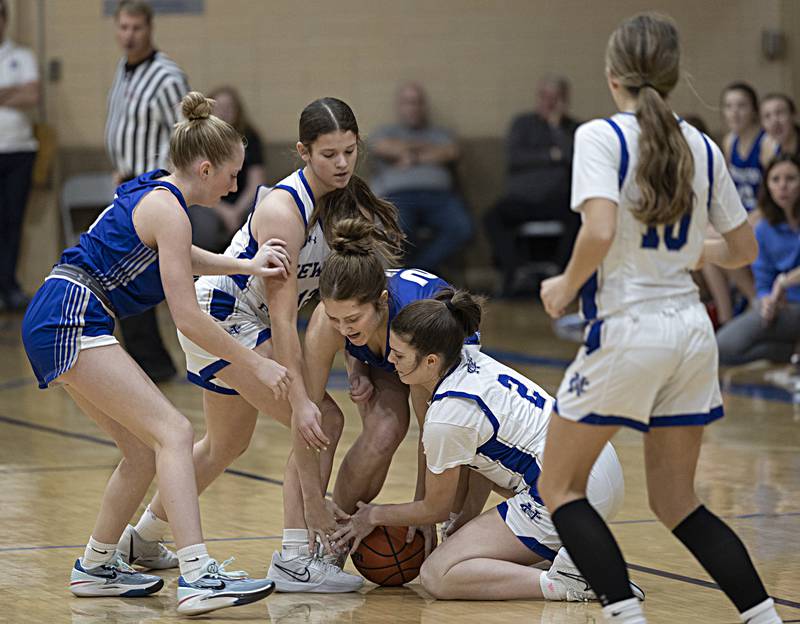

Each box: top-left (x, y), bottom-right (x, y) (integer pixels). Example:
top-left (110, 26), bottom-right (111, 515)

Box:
top-left (1, 302), bottom-right (798, 623)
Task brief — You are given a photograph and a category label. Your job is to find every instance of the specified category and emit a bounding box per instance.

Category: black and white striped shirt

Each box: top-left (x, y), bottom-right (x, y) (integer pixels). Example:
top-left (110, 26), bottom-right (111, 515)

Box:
top-left (105, 50), bottom-right (189, 177)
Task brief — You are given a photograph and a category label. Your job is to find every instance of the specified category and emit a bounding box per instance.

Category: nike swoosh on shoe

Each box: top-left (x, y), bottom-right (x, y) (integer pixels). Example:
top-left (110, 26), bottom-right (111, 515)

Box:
top-left (557, 570), bottom-right (592, 592)
top-left (274, 563), bottom-right (311, 583)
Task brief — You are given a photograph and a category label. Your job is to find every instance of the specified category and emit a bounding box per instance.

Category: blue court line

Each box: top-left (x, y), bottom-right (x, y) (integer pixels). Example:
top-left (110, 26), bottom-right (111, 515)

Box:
top-left (0, 464), bottom-right (116, 474)
top-left (627, 563), bottom-right (800, 610)
top-left (3, 538), bottom-right (799, 611)
top-left (2, 348), bottom-right (796, 404)
top-left (610, 511), bottom-right (800, 525)
top-left (0, 376), bottom-right (34, 391)
top-left (0, 413), bottom-right (289, 486)
top-left (0, 534), bottom-right (282, 553)
top-left (2, 411), bottom-right (799, 525)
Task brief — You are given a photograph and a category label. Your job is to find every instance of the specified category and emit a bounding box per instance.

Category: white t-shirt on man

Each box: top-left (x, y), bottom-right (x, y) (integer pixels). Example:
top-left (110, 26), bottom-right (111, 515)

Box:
top-left (0, 39), bottom-right (39, 153)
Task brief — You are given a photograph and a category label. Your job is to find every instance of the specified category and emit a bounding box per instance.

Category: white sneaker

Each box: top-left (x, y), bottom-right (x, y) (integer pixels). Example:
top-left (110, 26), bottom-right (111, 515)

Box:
top-left (70, 555), bottom-right (164, 597)
top-left (268, 551), bottom-right (364, 593)
top-left (544, 549), bottom-right (645, 602)
top-left (117, 524), bottom-right (178, 570)
top-left (176, 558), bottom-right (275, 616)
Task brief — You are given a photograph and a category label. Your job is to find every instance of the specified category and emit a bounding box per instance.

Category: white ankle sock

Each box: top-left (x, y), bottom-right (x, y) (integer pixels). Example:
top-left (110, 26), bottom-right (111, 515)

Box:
top-left (539, 570), bottom-right (567, 600)
top-left (134, 505), bottom-right (169, 542)
top-left (282, 529), bottom-right (309, 558)
top-left (603, 597), bottom-right (646, 623)
top-left (81, 536), bottom-right (117, 569)
top-left (741, 598), bottom-right (782, 624)
top-left (178, 543), bottom-right (210, 583)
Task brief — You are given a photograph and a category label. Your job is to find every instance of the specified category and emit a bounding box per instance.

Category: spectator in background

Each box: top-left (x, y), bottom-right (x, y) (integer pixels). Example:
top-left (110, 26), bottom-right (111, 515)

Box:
top-left (484, 75), bottom-right (579, 297)
top-left (105, 0), bottom-right (189, 382)
top-left (185, 86), bottom-right (267, 253)
top-left (369, 82), bottom-right (471, 274)
top-left (717, 154), bottom-right (800, 365)
top-left (702, 84), bottom-right (765, 326)
top-left (0, 0), bottom-right (39, 311)
top-left (761, 93), bottom-right (800, 158)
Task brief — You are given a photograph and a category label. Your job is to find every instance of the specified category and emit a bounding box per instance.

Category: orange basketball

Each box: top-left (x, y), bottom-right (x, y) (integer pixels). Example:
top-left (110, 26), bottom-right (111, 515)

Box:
top-left (350, 525), bottom-right (426, 586)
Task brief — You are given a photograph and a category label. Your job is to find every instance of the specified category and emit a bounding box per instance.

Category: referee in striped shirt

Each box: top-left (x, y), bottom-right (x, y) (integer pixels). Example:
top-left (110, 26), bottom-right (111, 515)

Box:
top-left (106, 0), bottom-right (189, 382)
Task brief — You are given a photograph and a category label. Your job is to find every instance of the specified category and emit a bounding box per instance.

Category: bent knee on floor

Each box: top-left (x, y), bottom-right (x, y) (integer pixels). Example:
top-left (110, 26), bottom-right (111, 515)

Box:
top-left (419, 558), bottom-right (449, 599)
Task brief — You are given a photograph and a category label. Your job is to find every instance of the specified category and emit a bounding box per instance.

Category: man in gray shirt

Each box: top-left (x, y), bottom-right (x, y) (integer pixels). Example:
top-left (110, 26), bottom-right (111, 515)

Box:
top-left (484, 75), bottom-right (579, 296)
top-left (370, 82), bottom-right (471, 273)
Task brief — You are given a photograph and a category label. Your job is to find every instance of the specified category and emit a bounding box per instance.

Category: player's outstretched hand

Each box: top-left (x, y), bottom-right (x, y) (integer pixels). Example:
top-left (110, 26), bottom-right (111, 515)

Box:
top-left (406, 524), bottom-right (437, 557)
top-left (253, 358), bottom-right (291, 400)
top-left (540, 274), bottom-right (575, 319)
top-left (331, 501), bottom-right (375, 555)
top-left (250, 238), bottom-right (291, 279)
top-left (349, 373), bottom-right (374, 404)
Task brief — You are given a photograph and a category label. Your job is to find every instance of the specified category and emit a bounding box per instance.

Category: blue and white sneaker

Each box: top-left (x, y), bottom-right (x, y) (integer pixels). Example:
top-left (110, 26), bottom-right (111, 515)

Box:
top-left (177, 558), bottom-right (276, 615)
top-left (117, 524), bottom-right (178, 570)
top-left (70, 556), bottom-right (164, 597)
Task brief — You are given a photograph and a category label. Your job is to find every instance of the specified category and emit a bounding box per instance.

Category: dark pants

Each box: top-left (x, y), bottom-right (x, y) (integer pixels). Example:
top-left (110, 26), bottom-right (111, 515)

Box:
top-left (0, 151), bottom-right (36, 295)
top-left (385, 190), bottom-right (472, 273)
top-left (716, 303), bottom-right (800, 365)
top-left (483, 193), bottom-right (579, 291)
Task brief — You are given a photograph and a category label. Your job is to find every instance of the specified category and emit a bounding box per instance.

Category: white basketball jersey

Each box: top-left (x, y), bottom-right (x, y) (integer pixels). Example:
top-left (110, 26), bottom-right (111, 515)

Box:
top-left (571, 113), bottom-right (747, 321)
top-left (425, 348), bottom-right (554, 494)
top-left (197, 169), bottom-right (330, 325)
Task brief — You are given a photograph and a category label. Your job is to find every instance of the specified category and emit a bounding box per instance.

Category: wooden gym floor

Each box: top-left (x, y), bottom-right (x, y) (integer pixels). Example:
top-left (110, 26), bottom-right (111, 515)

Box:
top-left (0, 301), bottom-right (798, 623)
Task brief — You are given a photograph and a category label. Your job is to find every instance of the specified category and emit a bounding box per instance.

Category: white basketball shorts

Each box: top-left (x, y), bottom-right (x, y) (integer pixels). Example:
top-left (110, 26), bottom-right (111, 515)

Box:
top-left (498, 442), bottom-right (624, 560)
top-left (555, 301), bottom-right (723, 431)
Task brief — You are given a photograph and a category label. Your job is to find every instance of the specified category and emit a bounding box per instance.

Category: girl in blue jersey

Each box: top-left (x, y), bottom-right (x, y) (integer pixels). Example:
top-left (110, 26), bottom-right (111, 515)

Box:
top-left (703, 83), bottom-right (765, 326)
top-left (127, 99), bottom-right (405, 593)
top-left (722, 83), bottom-right (769, 213)
top-left (762, 93), bottom-right (800, 159)
top-left (538, 14), bottom-right (780, 624)
top-left (300, 218), bottom-right (472, 558)
top-left (331, 289), bottom-right (640, 603)
top-left (21, 92), bottom-right (290, 615)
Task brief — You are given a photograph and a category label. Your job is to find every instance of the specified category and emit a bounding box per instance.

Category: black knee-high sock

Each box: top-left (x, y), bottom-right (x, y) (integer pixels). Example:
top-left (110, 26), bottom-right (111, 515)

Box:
top-left (551, 498), bottom-right (633, 606)
top-left (672, 505), bottom-right (769, 613)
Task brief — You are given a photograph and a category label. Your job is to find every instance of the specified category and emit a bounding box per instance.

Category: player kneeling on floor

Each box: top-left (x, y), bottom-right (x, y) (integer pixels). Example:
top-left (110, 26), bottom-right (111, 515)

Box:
top-left (332, 289), bottom-right (644, 602)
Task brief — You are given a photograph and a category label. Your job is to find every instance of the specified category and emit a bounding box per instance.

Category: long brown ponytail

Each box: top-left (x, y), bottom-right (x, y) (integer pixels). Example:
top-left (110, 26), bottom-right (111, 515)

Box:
top-left (606, 13), bottom-right (694, 226)
top-left (309, 174), bottom-right (405, 263)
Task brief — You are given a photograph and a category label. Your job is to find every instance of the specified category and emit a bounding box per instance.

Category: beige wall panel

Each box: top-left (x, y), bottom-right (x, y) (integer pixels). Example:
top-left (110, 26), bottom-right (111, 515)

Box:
top-left (41, 1), bottom-right (792, 145)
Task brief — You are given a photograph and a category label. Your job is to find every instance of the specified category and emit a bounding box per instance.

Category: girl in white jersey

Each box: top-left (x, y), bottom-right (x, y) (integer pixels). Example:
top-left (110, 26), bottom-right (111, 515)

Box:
top-left (124, 97), bottom-right (404, 593)
top-left (331, 289), bottom-right (643, 603)
top-left (538, 14), bottom-right (780, 624)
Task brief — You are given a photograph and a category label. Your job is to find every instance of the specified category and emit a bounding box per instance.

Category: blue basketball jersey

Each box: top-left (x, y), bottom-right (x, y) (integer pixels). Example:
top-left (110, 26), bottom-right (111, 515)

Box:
top-left (345, 268), bottom-right (479, 372)
top-left (729, 130), bottom-right (765, 212)
top-left (60, 169), bottom-right (188, 318)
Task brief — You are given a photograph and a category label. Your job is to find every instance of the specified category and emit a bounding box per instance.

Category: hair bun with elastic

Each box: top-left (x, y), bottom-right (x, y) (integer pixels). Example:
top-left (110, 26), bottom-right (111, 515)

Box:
top-left (182, 91), bottom-right (213, 121)
top-left (330, 217), bottom-right (377, 256)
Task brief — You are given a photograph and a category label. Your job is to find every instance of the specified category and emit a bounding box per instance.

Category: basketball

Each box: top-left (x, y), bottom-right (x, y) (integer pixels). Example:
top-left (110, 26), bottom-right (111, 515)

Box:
top-left (350, 526), bottom-right (426, 586)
